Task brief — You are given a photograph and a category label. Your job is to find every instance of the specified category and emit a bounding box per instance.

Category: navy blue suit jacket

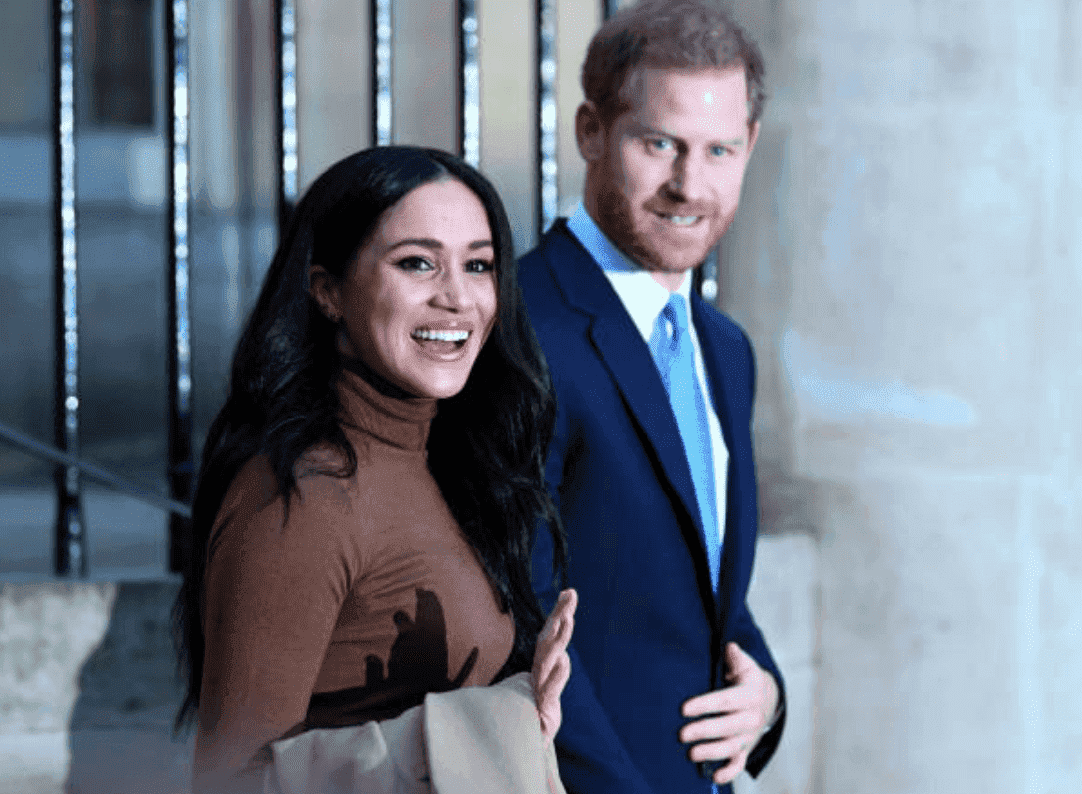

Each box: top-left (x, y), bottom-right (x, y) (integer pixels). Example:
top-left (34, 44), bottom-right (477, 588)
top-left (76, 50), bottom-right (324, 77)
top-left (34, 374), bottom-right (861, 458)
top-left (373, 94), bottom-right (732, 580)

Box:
top-left (520, 221), bottom-right (785, 794)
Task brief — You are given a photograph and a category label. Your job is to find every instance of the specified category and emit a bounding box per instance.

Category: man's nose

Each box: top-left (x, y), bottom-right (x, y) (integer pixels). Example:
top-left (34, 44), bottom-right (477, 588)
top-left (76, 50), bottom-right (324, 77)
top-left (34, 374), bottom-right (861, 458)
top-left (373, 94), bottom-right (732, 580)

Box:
top-left (666, 153), bottom-right (708, 202)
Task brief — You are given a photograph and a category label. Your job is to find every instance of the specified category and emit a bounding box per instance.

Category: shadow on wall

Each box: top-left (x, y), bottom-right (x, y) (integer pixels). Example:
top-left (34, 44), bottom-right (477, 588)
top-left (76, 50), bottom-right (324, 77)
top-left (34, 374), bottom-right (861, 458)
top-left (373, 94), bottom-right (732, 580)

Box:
top-left (66, 582), bottom-right (194, 794)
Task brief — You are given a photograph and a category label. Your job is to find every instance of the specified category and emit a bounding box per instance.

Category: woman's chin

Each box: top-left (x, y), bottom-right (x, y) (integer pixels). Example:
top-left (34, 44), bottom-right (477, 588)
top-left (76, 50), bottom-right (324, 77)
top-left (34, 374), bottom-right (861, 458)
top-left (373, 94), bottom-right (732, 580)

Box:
top-left (394, 369), bottom-right (472, 400)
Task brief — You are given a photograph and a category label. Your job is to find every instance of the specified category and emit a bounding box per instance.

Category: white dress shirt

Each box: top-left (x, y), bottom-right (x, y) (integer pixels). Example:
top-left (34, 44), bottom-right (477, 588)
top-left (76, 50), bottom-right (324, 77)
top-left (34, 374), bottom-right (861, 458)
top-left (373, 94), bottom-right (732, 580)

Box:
top-left (566, 202), bottom-right (729, 553)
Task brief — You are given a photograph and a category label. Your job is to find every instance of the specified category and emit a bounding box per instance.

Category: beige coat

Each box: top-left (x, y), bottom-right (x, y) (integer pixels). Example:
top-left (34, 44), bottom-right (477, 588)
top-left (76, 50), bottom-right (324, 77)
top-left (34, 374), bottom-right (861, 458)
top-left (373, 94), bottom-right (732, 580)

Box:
top-left (264, 673), bottom-right (566, 794)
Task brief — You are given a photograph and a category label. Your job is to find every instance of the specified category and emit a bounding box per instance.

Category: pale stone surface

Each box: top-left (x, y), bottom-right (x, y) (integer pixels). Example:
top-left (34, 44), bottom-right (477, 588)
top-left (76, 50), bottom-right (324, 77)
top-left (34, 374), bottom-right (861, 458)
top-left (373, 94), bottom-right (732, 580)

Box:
top-left (0, 732), bottom-right (67, 794)
top-left (0, 583), bottom-right (189, 792)
top-left (555, 0), bottom-right (598, 217)
top-left (479, 0), bottom-right (537, 254)
top-left (0, 585), bottom-right (116, 734)
top-left (814, 477), bottom-right (1027, 794)
top-left (719, 0), bottom-right (1082, 791)
top-left (392, 0), bottom-right (457, 153)
top-left (736, 534), bottom-right (818, 794)
top-left (297, 0), bottom-right (371, 192)
top-left (1026, 480), bottom-right (1082, 794)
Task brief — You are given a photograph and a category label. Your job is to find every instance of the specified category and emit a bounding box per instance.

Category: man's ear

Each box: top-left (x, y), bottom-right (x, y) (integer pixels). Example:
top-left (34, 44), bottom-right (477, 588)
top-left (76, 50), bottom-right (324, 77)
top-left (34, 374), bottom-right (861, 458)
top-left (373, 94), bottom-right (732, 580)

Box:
top-left (308, 264), bottom-right (342, 321)
top-left (575, 101), bottom-right (606, 162)
top-left (746, 120), bottom-right (760, 159)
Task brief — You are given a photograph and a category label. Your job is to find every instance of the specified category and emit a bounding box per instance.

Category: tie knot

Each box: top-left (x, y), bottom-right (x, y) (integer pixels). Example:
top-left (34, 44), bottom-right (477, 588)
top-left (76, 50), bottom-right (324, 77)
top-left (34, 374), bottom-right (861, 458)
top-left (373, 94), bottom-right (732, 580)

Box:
top-left (662, 293), bottom-right (689, 340)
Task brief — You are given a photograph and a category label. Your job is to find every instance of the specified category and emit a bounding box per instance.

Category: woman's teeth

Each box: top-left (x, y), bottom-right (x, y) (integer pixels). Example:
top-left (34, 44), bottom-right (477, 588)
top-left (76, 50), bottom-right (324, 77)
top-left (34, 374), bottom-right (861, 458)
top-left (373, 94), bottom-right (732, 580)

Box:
top-left (412, 329), bottom-right (470, 342)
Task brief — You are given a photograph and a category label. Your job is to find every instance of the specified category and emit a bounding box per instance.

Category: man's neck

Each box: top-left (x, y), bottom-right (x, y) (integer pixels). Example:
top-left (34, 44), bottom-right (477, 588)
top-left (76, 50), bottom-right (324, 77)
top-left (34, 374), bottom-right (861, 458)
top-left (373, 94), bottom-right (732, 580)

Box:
top-left (581, 191), bottom-right (689, 294)
top-left (648, 269), bottom-right (688, 293)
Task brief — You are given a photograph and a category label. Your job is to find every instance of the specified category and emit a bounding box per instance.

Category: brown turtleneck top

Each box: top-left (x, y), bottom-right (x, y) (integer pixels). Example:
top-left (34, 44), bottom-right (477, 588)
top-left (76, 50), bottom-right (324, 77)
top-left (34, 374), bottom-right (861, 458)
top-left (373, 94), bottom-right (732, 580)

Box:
top-left (193, 370), bottom-right (516, 791)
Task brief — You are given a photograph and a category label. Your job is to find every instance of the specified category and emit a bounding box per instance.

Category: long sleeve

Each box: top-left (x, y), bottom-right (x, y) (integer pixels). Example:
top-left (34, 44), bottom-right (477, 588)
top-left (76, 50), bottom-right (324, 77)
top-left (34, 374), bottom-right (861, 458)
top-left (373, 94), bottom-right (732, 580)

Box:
top-left (193, 459), bottom-right (360, 793)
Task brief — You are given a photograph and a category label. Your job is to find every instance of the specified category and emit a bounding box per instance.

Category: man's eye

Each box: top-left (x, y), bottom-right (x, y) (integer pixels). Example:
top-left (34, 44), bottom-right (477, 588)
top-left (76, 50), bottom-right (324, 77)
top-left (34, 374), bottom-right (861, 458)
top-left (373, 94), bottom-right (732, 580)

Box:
top-left (710, 145), bottom-right (732, 157)
top-left (647, 138), bottom-right (673, 152)
top-left (466, 259), bottom-right (495, 274)
top-left (396, 256), bottom-right (435, 272)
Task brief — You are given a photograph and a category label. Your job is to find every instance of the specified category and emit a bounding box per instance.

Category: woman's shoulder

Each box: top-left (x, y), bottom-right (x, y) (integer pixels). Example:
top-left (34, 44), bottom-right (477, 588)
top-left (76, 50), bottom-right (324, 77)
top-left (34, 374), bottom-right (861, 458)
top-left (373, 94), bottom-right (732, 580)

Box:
top-left (211, 448), bottom-right (364, 552)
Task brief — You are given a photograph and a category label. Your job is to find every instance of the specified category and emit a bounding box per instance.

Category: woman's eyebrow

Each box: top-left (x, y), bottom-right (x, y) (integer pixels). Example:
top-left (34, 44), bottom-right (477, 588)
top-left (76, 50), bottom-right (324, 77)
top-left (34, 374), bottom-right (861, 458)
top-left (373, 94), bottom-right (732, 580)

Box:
top-left (385, 237), bottom-right (493, 252)
top-left (387, 237), bottom-right (443, 251)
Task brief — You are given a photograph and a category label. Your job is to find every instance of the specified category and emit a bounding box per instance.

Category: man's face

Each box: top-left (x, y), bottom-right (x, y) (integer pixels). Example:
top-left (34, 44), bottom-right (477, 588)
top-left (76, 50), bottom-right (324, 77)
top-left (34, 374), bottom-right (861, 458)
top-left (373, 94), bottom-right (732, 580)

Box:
top-left (580, 66), bottom-right (759, 289)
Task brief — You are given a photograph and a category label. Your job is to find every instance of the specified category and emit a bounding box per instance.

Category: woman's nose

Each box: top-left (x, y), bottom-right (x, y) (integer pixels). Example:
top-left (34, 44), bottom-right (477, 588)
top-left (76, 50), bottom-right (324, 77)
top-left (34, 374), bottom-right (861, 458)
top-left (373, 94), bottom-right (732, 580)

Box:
top-left (434, 267), bottom-right (467, 310)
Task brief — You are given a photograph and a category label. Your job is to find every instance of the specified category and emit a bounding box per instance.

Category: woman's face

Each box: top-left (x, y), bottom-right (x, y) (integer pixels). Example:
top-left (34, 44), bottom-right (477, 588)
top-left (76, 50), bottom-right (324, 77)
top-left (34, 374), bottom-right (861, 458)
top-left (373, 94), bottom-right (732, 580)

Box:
top-left (312, 178), bottom-right (499, 399)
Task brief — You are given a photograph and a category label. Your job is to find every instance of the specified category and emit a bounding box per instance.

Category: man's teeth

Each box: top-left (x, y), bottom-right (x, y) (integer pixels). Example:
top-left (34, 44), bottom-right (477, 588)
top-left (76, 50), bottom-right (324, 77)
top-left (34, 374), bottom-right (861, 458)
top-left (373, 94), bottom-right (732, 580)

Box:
top-left (412, 329), bottom-right (470, 342)
top-left (663, 214), bottom-right (700, 226)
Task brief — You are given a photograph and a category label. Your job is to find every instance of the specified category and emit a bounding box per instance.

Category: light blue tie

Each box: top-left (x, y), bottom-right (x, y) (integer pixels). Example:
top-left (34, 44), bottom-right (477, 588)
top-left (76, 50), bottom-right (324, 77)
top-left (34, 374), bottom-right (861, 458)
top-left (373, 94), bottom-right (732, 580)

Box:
top-left (651, 294), bottom-right (720, 593)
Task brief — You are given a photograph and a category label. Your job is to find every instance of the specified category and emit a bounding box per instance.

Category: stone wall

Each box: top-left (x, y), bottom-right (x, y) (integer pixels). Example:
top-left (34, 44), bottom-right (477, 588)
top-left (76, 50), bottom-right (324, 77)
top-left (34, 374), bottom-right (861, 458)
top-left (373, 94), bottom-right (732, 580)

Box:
top-left (0, 583), bottom-right (192, 794)
top-left (723, 1), bottom-right (1082, 792)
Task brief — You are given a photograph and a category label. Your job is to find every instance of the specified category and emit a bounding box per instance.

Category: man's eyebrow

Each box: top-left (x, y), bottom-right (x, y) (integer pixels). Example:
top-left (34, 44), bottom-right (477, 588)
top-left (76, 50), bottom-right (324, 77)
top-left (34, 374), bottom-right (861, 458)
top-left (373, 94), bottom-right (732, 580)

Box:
top-left (628, 121), bottom-right (745, 147)
top-left (386, 237), bottom-right (493, 251)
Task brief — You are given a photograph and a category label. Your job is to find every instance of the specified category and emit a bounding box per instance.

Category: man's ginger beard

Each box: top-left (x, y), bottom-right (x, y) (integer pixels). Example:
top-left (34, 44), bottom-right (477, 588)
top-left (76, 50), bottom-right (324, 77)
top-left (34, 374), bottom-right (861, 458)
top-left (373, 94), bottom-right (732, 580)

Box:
top-left (588, 154), bottom-right (735, 275)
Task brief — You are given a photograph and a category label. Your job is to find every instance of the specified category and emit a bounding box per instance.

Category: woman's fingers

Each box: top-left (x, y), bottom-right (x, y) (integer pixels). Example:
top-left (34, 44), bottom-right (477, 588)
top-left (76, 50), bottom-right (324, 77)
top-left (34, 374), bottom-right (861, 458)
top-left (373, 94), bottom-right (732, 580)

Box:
top-left (533, 590), bottom-right (577, 692)
top-left (533, 589), bottom-right (577, 742)
top-left (536, 649), bottom-right (570, 741)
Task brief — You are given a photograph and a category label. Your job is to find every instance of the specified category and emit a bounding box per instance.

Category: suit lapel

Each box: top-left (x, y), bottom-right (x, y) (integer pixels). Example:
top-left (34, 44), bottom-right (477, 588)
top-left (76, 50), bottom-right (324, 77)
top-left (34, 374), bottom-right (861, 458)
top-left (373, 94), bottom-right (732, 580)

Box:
top-left (692, 295), bottom-right (750, 626)
top-left (690, 295), bottom-right (737, 456)
top-left (540, 223), bottom-right (706, 552)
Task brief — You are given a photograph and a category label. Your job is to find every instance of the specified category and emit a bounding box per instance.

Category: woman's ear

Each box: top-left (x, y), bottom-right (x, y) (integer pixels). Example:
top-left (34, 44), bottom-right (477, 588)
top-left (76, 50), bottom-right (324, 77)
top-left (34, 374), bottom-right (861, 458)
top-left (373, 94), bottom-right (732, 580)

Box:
top-left (308, 264), bottom-right (342, 323)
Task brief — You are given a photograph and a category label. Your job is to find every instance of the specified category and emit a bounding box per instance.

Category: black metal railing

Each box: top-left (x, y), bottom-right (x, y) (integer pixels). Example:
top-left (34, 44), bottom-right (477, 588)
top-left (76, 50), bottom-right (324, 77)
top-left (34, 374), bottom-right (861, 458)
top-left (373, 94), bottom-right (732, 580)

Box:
top-left (51, 0), bottom-right (85, 577)
top-left (166, 0), bottom-right (195, 573)
top-left (0, 421), bottom-right (192, 521)
top-left (28, 0), bottom-right (711, 579)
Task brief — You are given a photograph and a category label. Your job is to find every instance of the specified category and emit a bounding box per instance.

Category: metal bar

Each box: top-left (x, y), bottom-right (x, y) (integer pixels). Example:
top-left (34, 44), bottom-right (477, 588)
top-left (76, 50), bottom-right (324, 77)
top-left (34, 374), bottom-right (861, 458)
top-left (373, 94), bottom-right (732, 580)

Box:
top-left (372, 0), bottom-right (393, 146)
top-left (167, 0), bottom-right (196, 572)
top-left (276, 0), bottom-right (299, 230)
top-left (699, 248), bottom-right (719, 302)
top-left (602, 0), bottom-right (621, 20)
top-left (52, 0), bottom-right (86, 578)
top-left (0, 422), bottom-right (193, 520)
top-left (536, 0), bottom-right (558, 233)
top-left (458, 0), bottom-right (480, 167)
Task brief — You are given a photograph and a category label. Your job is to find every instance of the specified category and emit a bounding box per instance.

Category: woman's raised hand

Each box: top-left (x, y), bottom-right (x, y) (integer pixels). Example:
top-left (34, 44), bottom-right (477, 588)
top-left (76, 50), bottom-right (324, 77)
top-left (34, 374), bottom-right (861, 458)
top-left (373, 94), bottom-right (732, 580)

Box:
top-left (532, 588), bottom-right (578, 743)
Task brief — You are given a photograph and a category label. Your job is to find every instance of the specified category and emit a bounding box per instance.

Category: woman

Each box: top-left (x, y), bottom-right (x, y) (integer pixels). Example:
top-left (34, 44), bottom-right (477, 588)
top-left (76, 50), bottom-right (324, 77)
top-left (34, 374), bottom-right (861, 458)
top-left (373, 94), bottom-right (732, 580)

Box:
top-left (172, 146), bottom-right (574, 793)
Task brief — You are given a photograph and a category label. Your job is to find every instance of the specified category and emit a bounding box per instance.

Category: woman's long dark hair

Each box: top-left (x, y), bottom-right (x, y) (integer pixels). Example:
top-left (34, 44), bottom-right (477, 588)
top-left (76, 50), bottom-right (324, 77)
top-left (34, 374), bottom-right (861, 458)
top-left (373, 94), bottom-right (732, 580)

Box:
top-left (173, 146), bottom-right (565, 733)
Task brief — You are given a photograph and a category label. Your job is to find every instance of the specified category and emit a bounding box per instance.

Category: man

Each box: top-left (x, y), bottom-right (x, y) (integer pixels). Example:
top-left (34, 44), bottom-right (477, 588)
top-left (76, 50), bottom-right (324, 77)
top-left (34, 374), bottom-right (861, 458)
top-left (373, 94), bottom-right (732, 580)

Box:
top-left (520, 2), bottom-right (784, 792)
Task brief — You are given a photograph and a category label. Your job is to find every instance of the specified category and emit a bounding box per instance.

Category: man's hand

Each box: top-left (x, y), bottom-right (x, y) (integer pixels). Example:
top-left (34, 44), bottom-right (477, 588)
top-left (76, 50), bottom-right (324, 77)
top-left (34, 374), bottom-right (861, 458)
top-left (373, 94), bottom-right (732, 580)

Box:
top-left (678, 642), bottom-right (779, 786)
top-left (532, 588), bottom-right (577, 742)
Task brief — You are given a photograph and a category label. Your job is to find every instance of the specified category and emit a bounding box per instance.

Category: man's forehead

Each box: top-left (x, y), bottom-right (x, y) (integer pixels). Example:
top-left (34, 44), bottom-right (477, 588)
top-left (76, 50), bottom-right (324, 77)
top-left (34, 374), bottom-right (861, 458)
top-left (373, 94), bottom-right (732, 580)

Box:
top-left (621, 64), bottom-right (746, 105)
top-left (619, 65), bottom-right (752, 129)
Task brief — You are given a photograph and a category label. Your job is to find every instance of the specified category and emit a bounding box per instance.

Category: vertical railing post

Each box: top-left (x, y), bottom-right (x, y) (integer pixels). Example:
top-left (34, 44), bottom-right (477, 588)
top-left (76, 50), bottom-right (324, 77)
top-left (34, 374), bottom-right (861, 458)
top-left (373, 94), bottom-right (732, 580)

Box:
top-left (167, 0), bottom-right (195, 574)
top-left (276, 0), bottom-right (299, 232)
top-left (697, 249), bottom-right (719, 302)
top-left (52, 0), bottom-right (86, 578)
top-left (536, 0), bottom-right (558, 234)
top-left (458, 0), bottom-right (480, 168)
top-left (372, 0), bottom-right (393, 147)
top-left (602, 0), bottom-right (621, 20)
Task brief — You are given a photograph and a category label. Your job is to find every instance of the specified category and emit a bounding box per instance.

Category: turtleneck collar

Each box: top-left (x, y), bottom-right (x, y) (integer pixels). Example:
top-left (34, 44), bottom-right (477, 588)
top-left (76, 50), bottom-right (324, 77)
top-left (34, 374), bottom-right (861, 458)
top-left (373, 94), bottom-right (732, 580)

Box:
top-left (337, 367), bottom-right (437, 452)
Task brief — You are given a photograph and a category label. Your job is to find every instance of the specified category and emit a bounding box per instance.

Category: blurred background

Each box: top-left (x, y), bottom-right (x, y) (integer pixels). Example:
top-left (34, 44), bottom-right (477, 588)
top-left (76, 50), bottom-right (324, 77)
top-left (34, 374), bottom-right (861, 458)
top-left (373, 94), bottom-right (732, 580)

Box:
top-left (0, 0), bottom-right (1079, 792)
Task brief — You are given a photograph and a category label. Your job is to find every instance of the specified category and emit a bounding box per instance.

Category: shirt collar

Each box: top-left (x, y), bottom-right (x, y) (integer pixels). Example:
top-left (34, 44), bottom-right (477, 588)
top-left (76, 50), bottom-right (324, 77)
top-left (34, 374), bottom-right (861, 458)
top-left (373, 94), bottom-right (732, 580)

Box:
top-left (566, 202), bottom-right (692, 342)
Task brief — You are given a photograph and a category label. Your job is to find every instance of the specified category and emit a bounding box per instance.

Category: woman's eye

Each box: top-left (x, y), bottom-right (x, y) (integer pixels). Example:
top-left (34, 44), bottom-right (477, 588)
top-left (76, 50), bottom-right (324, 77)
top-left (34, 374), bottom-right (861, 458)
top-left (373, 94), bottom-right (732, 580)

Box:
top-left (396, 256), bottom-right (435, 272)
top-left (710, 145), bottom-right (731, 157)
top-left (466, 259), bottom-right (495, 274)
top-left (647, 138), bottom-right (672, 152)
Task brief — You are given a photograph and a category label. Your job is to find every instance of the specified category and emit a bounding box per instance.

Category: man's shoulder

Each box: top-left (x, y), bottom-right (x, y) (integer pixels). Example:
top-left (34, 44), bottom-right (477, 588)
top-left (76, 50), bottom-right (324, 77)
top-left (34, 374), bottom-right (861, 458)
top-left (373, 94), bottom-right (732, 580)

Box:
top-left (692, 294), bottom-right (752, 351)
top-left (517, 221), bottom-right (593, 313)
